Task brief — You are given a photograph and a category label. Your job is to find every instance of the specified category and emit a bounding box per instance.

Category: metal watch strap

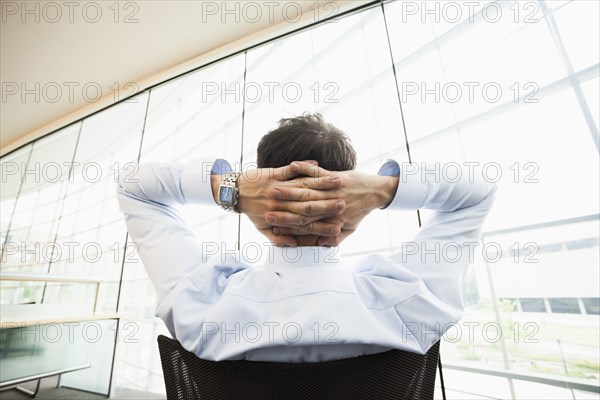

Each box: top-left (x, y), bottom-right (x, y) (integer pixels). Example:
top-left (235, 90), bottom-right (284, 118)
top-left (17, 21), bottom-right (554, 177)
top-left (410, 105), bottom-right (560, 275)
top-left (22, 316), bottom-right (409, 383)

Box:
top-left (221, 172), bottom-right (241, 213)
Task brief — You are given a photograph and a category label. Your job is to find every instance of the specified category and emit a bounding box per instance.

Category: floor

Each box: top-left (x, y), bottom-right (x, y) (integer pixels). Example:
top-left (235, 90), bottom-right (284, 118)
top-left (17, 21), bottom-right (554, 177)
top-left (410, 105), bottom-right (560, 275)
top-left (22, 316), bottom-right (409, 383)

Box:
top-left (0, 376), bottom-right (165, 400)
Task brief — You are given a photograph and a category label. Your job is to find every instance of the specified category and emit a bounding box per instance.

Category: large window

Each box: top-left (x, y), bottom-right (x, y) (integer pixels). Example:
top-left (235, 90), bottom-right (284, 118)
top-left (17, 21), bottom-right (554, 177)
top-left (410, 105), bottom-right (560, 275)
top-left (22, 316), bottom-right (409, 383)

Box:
top-left (1, 1), bottom-right (598, 398)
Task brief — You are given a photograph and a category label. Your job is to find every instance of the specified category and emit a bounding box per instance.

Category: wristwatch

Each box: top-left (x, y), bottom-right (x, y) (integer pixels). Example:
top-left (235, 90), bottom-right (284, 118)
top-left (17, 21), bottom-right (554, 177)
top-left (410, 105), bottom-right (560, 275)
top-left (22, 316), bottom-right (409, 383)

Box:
top-left (217, 172), bottom-right (241, 213)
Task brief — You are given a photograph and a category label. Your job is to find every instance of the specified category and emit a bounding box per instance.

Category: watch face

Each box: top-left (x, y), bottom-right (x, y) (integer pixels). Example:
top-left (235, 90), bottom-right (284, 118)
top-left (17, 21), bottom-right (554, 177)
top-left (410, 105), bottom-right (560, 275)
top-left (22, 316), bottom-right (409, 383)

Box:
top-left (219, 186), bottom-right (233, 204)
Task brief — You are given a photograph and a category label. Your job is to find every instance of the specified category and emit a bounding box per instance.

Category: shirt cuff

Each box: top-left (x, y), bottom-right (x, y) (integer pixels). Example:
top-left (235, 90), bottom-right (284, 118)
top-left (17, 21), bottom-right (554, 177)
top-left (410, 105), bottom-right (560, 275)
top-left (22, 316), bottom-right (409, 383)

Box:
top-left (180, 158), bottom-right (233, 204)
top-left (378, 159), bottom-right (428, 211)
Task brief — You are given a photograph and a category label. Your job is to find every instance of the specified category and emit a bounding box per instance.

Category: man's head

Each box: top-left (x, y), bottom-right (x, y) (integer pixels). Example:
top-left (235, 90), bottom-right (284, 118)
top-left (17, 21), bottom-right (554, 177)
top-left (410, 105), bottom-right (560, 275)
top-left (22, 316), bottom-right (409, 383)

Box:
top-left (257, 113), bottom-right (357, 246)
top-left (257, 113), bottom-right (357, 172)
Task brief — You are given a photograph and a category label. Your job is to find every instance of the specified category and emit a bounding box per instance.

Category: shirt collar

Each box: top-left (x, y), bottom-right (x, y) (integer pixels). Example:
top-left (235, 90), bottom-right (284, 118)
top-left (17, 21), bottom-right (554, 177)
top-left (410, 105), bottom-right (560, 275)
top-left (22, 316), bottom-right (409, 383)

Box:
top-left (264, 246), bottom-right (341, 269)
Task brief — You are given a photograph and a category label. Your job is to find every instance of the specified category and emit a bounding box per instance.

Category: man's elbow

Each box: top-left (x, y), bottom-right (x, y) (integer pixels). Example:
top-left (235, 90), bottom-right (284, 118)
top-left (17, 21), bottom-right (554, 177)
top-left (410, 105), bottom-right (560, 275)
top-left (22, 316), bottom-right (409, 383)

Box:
top-left (115, 163), bottom-right (141, 193)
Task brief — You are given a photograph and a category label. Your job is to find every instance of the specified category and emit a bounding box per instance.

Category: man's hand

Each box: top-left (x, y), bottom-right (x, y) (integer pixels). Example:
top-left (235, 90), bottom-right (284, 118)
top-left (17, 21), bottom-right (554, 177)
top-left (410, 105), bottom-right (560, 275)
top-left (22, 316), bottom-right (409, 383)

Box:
top-left (234, 162), bottom-right (347, 246)
top-left (267, 162), bottom-right (400, 246)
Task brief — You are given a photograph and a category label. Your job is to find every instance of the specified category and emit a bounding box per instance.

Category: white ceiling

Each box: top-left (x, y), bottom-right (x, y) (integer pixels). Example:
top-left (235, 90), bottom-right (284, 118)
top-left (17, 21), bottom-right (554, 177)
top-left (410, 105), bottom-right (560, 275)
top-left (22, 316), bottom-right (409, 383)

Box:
top-left (0, 0), bottom-right (365, 155)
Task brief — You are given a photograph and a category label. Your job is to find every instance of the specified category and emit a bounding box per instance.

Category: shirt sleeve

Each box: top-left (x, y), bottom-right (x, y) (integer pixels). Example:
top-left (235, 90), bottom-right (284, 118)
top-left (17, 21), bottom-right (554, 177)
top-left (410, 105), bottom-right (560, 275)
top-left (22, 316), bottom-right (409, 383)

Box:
top-left (377, 159), bottom-right (497, 350)
top-left (115, 157), bottom-right (232, 304)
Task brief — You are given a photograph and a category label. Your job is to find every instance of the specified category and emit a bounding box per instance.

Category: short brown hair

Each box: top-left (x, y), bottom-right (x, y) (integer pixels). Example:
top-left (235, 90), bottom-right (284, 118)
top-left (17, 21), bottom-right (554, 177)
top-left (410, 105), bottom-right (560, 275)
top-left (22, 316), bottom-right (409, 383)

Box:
top-left (256, 113), bottom-right (357, 171)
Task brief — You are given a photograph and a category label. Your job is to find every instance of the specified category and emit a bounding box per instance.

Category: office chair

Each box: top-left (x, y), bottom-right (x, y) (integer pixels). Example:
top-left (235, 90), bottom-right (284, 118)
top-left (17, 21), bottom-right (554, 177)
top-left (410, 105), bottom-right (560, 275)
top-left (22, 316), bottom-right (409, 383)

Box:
top-left (157, 335), bottom-right (442, 400)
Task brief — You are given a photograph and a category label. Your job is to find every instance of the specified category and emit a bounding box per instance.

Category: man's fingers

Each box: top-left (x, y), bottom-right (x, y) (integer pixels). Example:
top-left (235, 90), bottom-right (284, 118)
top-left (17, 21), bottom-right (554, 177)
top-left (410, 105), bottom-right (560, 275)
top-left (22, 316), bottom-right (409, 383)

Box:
top-left (266, 213), bottom-right (342, 236)
top-left (271, 164), bottom-right (301, 181)
top-left (271, 161), bottom-right (334, 182)
top-left (296, 175), bottom-right (342, 190)
top-left (269, 186), bottom-right (342, 201)
top-left (317, 229), bottom-right (354, 247)
top-left (265, 211), bottom-right (319, 227)
top-left (273, 222), bottom-right (341, 237)
top-left (289, 161), bottom-right (335, 178)
top-left (303, 160), bottom-right (319, 166)
top-left (277, 199), bottom-right (346, 217)
top-left (258, 228), bottom-right (297, 247)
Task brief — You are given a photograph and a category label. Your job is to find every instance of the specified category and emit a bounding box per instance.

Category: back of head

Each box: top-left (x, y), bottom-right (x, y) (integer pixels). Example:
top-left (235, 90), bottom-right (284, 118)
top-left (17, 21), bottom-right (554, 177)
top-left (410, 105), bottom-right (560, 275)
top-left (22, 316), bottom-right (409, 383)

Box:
top-left (257, 113), bottom-right (357, 171)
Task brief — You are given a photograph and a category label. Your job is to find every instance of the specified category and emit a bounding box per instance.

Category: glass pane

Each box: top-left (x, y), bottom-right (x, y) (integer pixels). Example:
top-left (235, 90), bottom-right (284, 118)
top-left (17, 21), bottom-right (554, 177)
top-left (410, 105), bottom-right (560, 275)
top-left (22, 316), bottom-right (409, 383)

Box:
top-left (139, 54), bottom-right (244, 243)
top-left (411, 88), bottom-right (599, 230)
top-left (1, 319), bottom-right (117, 396)
top-left (140, 55), bottom-right (245, 164)
top-left (548, 298), bottom-right (580, 314)
top-left (520, 298), bottom-right (547, 312)
top-left (1, 144), bottom-right (32, 252)
top-left (386, 0), bottom-right (566, 143)
top-left (1, 124), bottom-right (80, 279)
top-left (46, 92), bottom-right (148, 313)
top-left (582, 298), bottom-right (600, 315)
top-left (553, 0), bottom-right (600, 72)
top-left (472, 217), bottom-right (599, 391)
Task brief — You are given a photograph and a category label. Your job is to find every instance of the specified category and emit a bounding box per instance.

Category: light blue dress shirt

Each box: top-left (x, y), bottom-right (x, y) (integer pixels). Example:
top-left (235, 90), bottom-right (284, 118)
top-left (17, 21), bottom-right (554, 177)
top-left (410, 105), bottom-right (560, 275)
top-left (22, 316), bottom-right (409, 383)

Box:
top-left (116, 158), bottom-right (496, 362)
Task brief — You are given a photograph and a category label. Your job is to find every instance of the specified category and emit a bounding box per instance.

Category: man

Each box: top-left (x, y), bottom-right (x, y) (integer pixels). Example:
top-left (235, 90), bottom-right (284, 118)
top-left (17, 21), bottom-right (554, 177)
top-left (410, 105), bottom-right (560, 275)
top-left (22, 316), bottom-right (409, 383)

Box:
top-left (116, 113), bottom-right (497, 362)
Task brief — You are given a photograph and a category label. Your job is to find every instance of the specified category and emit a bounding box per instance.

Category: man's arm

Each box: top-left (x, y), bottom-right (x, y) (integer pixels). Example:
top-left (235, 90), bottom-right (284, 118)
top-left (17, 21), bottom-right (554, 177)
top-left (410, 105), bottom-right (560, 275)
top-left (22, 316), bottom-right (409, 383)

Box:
top-left (381, 160), bottom-right (497, 310)
top-left (115, 158), bottom-right (221, 304)
top-left (380, 160), bottom-right (496, 351)
top-left (270, 161), bottom-right (496, 285)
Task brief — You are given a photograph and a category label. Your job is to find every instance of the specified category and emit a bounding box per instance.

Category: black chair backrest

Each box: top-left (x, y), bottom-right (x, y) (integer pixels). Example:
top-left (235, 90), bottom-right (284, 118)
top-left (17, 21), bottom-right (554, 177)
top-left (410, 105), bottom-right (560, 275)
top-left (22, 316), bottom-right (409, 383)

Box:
top-left (157, 335), bottom-right (440, 400)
